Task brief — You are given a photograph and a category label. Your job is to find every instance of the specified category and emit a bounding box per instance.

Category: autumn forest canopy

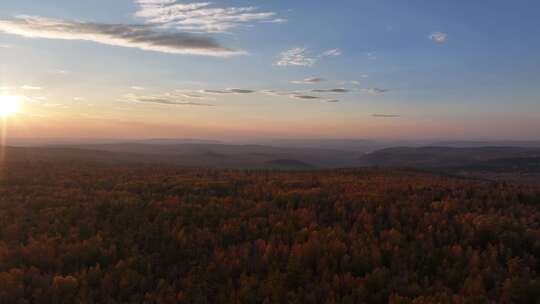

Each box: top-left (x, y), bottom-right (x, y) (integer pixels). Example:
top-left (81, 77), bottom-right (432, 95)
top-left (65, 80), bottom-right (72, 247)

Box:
top-left (0, 160), bottom-right (539, 303)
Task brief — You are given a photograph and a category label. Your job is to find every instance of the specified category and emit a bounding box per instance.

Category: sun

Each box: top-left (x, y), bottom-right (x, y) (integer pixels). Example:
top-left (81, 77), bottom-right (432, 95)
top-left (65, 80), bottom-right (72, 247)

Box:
top-left (0, 95), bottom-right (21, 117)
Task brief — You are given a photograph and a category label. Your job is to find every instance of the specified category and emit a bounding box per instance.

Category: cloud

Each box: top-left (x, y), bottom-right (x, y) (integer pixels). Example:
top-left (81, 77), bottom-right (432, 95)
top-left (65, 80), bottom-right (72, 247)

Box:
top-left (0, 44), bottom-right (12, 48)
top-left (430, 32), bottom-right (448, 43)
top-left (263, 18), bottom-right (287, 24)
top-left (263, 90), bottom-right (308, 98)
top-left (261, 90), bottom-right (296, 97)
top-left (210, 89), bottom-right (341, 103)
top-left (292, 95), bottom-right (320, 100)
top-left (202, 88), bottom-right (256, 94)
top-left (275, 48), bottom-right (317, 67)
top-left (312, 88), bottom-right (349, 93)
top-left (372, 114), bottom-right (400, 118)
top-left (125, 93), bottom-right (214, 106)
top-left (291, 95), bottom-right (339, 103)
top-left (322, 48), bottom-right (342, 57)
top-left (363, 88), bottom-right (388, 95)
top-left (174, 87), bottom-right (343, 104)
top-left (275, 47), bottom-right (342, 67)
top-left (226, 88), bottom-right (257, 94)
top-left (262, 90), bottom-right (308, 97)
top-left (20, 85), bottom-right (42, 90)
top-left (202, 89), bottom-right (232, 94)
top-left (0, 15), bottom-right (245, 57)
top-left (291, 77), bottom-right (325, 84)
top-left (338, 80), bottom-right (363, 86)
top-left (138, 97), bottom-right (213, 106)
top-left (134, 0), bottom-right (284, 33)
top-left (131, 86), bottom-right (146, 90)
top-left (174, 90), bottom-right (206, 99)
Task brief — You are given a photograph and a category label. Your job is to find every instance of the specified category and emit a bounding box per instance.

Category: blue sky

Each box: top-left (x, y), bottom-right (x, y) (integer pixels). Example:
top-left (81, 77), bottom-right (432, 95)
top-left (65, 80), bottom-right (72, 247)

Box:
top-left (0, 0), bottom-right (539, 140)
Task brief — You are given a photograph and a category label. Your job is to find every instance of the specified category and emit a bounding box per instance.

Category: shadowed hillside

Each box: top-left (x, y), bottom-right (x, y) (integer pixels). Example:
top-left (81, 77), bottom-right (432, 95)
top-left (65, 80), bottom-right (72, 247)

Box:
top-left (358, 146), bottom-right (540, 168)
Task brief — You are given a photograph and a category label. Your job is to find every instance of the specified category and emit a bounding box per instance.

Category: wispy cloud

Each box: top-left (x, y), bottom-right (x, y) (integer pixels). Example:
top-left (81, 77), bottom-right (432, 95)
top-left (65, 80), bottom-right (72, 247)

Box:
top-left (226, 88), bottom-right (257, 94)
top-left (138, 97), bottom-right (213, 106)
top-left (201, 88), bottom-right (257, 94)
top-left (261, 90), bottom-right (297, 97)
top-left (202, 89), bottom-right (233, 94)
top-left (362, 88), bottom-right (388, 95)
top-left (291, 95), bottom-right (339, 103)
top-left (292, 95), bottom-right (320, 100)
top-left (429, 32), bottom-right (448, 43)
top-left (291, 77), bottom-right (325, 84)
top-left (372, 114), bottom-right (400, 118)
top-left (322, 48), bottom-right (342, 57)
top-left (142, 86), bottom-right (348, 104)
top-left (0, 15), bottom-right (245, 57)
top-left (174, 90), bottom-right (206, 99)
top-left (134, 0), bottom-right (284, 33)
top-left (275, 47), bottom-right (342, 67)
top-left (312, 88), bottom-right (349, 93)
top-left (125, 93), bottom-right (214, 106)
top-left (337, 79), bottom-right (364, 87)
top-left (131, 86), bottom-right (146, 90)
top-left (263, 18), bottom-right (287, 24)
top-left (20, 85), bottom-right (42, 90)
top-left (275, 48), bottom-right (317, 67)
top-left (262, 90), bottom-right (338, 103)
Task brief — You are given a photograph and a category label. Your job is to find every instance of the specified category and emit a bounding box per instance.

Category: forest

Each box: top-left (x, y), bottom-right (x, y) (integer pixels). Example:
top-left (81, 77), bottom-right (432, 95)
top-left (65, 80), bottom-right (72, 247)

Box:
top-left (0, 160), bottom-right (539, 303)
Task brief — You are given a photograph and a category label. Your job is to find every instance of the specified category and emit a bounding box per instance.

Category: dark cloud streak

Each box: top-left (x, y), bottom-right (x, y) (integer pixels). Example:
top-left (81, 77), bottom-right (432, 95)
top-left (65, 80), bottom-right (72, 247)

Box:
top-left (0, 15), bottom-right (244, 56)
top-left (312, 88), bottom-right (349, 93)
top-left (126, 94), bottom-right (215, 106)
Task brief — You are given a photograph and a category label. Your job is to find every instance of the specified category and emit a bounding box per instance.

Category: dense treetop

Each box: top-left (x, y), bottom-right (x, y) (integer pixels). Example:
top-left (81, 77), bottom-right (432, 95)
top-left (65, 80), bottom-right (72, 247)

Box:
top-left (0, 161), bottom-right (539, 303)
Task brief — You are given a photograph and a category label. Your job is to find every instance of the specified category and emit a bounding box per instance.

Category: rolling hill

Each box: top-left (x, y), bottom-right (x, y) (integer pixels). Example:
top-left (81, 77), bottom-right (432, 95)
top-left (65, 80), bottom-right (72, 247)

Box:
top-left (357, 146), bottom-right (540, 168)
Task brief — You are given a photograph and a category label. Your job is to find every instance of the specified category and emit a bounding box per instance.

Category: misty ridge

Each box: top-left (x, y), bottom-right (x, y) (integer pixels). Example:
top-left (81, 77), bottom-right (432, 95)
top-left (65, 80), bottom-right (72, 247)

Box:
top-left (2, 138), bottom-right (540, 183)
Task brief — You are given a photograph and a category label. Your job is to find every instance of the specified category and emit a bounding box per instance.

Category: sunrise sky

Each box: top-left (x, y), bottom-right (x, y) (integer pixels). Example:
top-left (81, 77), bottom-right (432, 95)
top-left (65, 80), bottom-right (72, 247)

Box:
top-left (0, 0), bottom-right (539, 140)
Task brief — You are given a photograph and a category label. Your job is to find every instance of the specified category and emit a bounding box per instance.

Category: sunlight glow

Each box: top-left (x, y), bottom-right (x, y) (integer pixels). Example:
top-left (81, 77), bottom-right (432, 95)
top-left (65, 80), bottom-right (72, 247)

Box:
top-left (0, 95), bottom-right (21, 117)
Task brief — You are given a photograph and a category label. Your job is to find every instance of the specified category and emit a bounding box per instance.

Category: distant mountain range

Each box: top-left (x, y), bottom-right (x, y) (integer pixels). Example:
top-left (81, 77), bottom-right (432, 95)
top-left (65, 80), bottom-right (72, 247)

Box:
top-left (356, 146), bottom-right (540, 183)
top-left (7, 137), bottom-right (540, 151)
top-left (2, 143), bottom-right (359, 169)
top-left (358, 146), bottom-right (540, 168)
top-left (57, 143), bottom-right (360, 168)
top-left (2, 143), bottom-right (540, 180)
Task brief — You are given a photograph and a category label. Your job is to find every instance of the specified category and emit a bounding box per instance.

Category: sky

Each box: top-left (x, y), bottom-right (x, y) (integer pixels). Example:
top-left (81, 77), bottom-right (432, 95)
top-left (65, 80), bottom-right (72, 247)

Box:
top-left (0, 0), bottom-right (539, 141)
